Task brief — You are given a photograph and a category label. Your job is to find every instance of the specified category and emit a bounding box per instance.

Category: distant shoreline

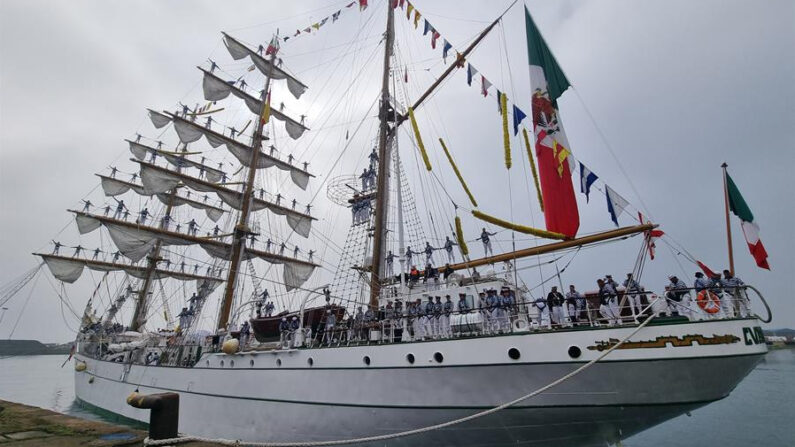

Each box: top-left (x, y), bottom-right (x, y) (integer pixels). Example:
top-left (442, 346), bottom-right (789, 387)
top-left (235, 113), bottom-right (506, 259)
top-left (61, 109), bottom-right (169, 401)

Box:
top-left (0, 339), bottom-right (71, 356)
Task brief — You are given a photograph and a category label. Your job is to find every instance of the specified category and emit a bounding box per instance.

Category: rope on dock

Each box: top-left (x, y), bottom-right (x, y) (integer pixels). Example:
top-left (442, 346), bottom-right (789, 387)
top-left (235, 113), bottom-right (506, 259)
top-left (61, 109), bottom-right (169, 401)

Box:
top-left (144, 312), bottom-right (658, 446)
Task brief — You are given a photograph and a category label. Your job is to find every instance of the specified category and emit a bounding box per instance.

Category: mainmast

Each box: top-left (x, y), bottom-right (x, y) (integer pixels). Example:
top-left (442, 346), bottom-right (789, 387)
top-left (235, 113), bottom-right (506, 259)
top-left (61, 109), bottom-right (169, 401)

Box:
top-left (216, 47), bottom-right (277, 331)
top-left (368, 1), bottom-right (396, 309)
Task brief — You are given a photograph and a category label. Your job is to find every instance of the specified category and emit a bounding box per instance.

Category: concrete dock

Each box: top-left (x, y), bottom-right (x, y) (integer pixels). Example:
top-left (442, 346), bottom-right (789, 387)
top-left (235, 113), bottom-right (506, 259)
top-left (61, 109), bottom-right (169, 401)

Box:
top-left (0, 400), bottom-right (214, 446)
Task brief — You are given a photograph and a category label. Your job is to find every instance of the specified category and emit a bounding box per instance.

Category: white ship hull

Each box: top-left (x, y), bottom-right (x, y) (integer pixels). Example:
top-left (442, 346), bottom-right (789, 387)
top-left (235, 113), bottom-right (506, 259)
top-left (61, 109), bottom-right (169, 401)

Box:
top-left (74, 318), bottom-right (767, 446)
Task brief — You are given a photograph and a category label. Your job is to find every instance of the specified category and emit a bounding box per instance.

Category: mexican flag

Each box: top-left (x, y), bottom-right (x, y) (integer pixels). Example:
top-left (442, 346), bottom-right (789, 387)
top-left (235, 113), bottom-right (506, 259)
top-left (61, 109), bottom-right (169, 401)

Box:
top-left (525, 7), bottom-right (579, 238)
top-left (726, 172), bottom-right (770, 269)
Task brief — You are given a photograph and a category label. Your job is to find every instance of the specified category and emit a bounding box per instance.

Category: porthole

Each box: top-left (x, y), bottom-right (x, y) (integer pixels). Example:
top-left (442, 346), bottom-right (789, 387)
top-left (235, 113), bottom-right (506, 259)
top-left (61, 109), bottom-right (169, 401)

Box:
top-left (363, 356), bottom-right (371, 366)
top-left (307, 357), bottom-right (314, 366)
top-left (508, 348), bottom-right (521, 360)
top-left (406, 353), bottom-right (415, 364)
top-left (276, 358), bottom-right (282, 367)
top-left (568, 346), bottom-right (582, 359)
top-left (433, 352), bottom-right (444, 363)
top-left (249, 359), bottom-right (255, 368)
top-left (220, 360), bottom-right (225, 367)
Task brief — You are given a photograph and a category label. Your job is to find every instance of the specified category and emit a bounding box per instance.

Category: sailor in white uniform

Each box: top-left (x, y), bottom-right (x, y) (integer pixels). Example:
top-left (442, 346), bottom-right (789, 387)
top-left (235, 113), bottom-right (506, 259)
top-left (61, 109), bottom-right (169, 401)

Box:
top-left (623, 273), bottom-right (644, 316)
top-left (597, 279), bottom-right (621, 325)
top-left (442, 295), bottom-right (453, 338)
top-left (722, 270), bottom-right (749, 317)
top-left (443, 236), bottom-right (457, 263)
top-left (424, 297), bottom-right (436, 338)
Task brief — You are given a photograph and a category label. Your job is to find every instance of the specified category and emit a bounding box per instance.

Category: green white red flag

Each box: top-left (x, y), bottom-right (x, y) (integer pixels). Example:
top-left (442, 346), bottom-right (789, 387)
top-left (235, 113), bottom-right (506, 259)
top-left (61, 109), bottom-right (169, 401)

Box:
top-left (726, 172), bottom-right (770, 270)
top-left (525, 7), bottom-right (579, 238)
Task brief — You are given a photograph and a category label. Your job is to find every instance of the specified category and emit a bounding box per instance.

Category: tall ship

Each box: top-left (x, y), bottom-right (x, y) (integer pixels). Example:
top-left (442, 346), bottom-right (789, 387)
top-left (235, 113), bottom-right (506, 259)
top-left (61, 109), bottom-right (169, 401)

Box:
top-left (31, 2), bottom-right (771, 446)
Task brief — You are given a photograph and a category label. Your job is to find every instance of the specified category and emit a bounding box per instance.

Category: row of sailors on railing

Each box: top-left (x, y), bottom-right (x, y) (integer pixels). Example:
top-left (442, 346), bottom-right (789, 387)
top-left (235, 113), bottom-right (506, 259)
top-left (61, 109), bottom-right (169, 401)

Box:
top-left (275, 281), bottom-right (752, 348)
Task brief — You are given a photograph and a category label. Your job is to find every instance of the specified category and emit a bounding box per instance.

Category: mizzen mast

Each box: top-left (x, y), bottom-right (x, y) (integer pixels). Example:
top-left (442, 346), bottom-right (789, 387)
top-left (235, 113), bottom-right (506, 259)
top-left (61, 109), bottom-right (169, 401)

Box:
top-left (368, 1), bottom-right (396, 309)
top-left (216, 46), bottom-right (277, 331)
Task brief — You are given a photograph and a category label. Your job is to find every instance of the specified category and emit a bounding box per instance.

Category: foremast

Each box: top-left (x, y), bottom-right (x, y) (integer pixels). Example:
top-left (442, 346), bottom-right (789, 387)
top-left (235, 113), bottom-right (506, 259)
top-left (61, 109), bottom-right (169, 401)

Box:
top-left (217, 47), bottom-right (278, 331)
top-left (368, 1), bottom-right (396, 309)
top-left (129, 146), bottom-right (185, 331)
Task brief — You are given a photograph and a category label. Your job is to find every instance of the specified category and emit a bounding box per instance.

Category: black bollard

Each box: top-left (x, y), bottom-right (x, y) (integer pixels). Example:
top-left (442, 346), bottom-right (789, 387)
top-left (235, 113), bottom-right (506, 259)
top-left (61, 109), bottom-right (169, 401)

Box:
top-left (126, 392), bottom-right (180, 440)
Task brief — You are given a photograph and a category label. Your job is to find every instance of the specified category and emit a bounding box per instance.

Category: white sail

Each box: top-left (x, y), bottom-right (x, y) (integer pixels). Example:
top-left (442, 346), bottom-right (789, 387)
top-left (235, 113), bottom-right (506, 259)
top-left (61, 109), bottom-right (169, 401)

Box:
top-left (155, 193), bottom-right (224, 222)
top-left (152, 113), bottom-right (311, 190)
top-left (39, 254), bottom-right (221, 287)
top-left (128, 140), bottom-right (226, 184)
top-left (98, 175), bottom-right (150, 197)
top-left (201, 70), bottom-right (309, 140)
top-left (137, 161), bottom-right (313, 238)
top-left (72, 213), bottom-right (315, 290)
top-left (148, 110), bottom-right (172, 128)
top-left (221, 33), bottom-right (308, 100)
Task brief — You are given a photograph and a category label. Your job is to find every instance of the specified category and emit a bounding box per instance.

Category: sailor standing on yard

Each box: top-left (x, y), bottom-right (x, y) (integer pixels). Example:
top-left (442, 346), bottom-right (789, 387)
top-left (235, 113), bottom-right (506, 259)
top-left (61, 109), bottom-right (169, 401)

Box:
top-left (722, 270), bottom-right (749, 317)
top-left (424, 241), bottom-right (435, 265)
top-left (443, 236), bottom-right (457, 263)
top-left (385, 250), bottom-right (396, 277)
top-left (479, 228), bottom-right (497, 257)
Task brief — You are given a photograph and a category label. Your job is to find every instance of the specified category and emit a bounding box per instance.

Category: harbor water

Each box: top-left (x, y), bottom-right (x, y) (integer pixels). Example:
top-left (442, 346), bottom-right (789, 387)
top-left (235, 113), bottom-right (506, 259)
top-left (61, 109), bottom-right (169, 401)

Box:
top-left (1, 349), bottom-right (793, 446)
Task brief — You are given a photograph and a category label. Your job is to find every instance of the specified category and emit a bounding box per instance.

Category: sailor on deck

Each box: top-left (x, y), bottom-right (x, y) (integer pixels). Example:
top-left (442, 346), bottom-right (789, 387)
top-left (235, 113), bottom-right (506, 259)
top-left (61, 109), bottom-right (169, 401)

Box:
top-left (665, 275), bottom-right (691, 318)
top-left (547, 286), bottom-right (566, 326)
top-left (499, 288), bottom-right (514, 332)
top-left (442, 295), bottom-right (453, 338)
top-left (566, 285), bottom-right (584, 324)
top-left (431, 296), bottom-right (443, 339)
top-left (278, 317), bottom-right (290, 347)
top-left (623, 273), bottom-right (644, 316)
top-left (531, 295), bottom-right (551, 329)
top-left (693, 272), bottom-right (711, 293)
top-left (289, 316), bottom-right (300, 348)
top-left (722, 270), bottom-right (749, 317)
top-left (239, 321), bottom-right (251, 348)
top-left (322, 309), bottom-right (336, 345)
top-left (479, 228), bottom-right (496, 257)
top-left (423, 297), bottom-right (435, 338)
top-left (597, 279), bottom-right (621, 326)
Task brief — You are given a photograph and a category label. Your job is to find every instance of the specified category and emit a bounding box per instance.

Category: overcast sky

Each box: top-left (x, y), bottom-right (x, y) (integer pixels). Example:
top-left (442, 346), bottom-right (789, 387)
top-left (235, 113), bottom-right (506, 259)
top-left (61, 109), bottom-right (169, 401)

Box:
top-left (1, 0), bottom-right (793, 342)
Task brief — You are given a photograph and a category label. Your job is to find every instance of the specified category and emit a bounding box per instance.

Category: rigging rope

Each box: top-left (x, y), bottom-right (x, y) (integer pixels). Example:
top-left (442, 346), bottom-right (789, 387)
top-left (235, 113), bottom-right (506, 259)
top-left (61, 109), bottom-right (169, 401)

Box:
top-left (143, 312), bottom-right (659, 447)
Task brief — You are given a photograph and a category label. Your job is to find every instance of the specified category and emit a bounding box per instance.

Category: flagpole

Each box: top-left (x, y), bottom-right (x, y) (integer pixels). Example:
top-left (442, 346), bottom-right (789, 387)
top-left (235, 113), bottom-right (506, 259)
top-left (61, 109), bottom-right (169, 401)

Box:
top-left (721, 162), bottom-right (735, 276)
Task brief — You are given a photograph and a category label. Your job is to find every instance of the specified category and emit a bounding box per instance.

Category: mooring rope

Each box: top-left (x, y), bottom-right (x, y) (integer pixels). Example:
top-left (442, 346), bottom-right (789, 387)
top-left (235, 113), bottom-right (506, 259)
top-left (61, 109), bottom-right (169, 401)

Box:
top-left (144, 309), bottom-right (659, 446)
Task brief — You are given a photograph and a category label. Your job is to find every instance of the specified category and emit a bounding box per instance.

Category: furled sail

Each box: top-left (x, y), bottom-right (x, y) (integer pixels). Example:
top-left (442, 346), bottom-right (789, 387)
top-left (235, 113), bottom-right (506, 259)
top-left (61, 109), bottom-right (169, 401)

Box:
top-left (97, 175), bottom-right (150, 197)
top-left (200, 69), bottom-right (309, 140)
top-left (70, 212), bottom-right (316, 290)
top-left (147, 111), bottom-right (311, 190)
top-left (136, 161), bottom-right (314, 237)
top-left (154, 193), bottom-right (224, 222)
top-left (37, 253), bottom-right (222, 286)
top-left (221, 33), bottom-right (308, 100)
top-left (128, 140), bottom-right (226, 183)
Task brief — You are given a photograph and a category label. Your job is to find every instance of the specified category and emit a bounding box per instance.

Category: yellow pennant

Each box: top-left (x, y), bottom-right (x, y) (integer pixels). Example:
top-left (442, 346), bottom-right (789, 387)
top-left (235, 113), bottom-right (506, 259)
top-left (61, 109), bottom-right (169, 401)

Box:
top-left (472, 209), bottom-right (567, 240)
top-left (439, 138), bottom-right (477, 207)
top-left (406, 3), bottom-right (414, 20)
top-left (261, 92), bottom-right (271, 124)
top-left (501, 92), bottom-right (511, 169)
top-left (455, 216), bottom-right (469, 256)
top-left (413, 11), bottom-right (422, 29)
top-left (522, 128), bottom-right (544, 212)
top-left (408, 107), bottom-right (431, 171)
